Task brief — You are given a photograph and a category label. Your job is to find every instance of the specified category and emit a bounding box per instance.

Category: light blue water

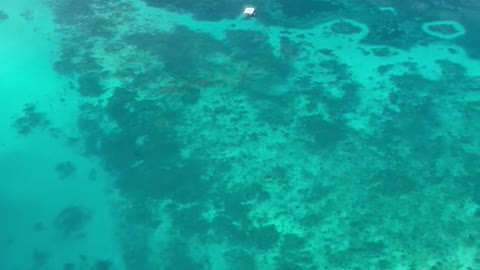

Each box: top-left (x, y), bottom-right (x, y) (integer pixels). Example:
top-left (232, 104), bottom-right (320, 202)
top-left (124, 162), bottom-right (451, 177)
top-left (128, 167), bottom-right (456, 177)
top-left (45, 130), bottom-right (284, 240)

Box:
top-left (1, 0), bottom-right (480, 269)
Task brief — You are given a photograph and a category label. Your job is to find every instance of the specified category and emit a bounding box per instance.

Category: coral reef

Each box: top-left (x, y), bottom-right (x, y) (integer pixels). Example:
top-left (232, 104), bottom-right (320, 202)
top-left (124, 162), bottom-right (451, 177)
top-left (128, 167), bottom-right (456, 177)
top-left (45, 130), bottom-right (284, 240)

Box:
top-left (55, 161), bottom-right (77, 180)
top-left (0, 10), bottom-right (8, 21)
top-left (12, 103), bottom-right (50, 135)
top-left (7, 0), bottom-right (478, 269)
top-left (53, 205), bottom-right (91, 238)
top-left (422, 20), bottom-right (466, 39)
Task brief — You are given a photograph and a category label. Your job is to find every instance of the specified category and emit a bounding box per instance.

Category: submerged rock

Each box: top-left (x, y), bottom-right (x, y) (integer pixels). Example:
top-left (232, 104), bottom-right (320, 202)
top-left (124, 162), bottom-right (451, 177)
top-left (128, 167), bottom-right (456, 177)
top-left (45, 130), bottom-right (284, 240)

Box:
top-left (0, 10), bottom-right (8, 21)
top-left (53, 205), bottom-right (91, 238)
top-left (55, 161), bottom-right (77, 180)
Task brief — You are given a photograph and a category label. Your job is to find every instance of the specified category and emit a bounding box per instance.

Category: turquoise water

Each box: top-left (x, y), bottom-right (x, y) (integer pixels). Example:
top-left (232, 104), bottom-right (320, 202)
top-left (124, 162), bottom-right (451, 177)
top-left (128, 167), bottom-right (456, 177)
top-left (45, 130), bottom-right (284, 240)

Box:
top-left (1, 0), bottom-right (480, 269)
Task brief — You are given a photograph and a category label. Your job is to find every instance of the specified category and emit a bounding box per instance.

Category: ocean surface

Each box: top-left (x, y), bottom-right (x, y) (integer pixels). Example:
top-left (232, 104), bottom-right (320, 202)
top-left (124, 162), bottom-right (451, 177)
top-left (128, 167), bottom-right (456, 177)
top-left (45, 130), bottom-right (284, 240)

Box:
top-left (1, 0), bottom-right (480, 269)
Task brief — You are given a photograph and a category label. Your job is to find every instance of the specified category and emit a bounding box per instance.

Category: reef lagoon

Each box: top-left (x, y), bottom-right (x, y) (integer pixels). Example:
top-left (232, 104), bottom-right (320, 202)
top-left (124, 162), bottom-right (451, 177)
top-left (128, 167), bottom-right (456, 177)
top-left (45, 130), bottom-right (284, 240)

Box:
top-left (1, 0), bottom-right (480, 269)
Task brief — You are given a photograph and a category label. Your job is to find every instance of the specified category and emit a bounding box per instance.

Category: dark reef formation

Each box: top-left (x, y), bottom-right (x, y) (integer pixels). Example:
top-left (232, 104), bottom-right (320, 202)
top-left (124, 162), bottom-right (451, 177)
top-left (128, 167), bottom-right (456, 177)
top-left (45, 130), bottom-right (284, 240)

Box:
top-left (53, 205), bottom-right (91, 239)
top-left (55, 161), bottom-right (77, 180)
top-left (0, 10), bottom-right (8, 21)
top-left (12, 103), bottom-right (50, 135)
top-left (43, 0), bottom-right (480, 269)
